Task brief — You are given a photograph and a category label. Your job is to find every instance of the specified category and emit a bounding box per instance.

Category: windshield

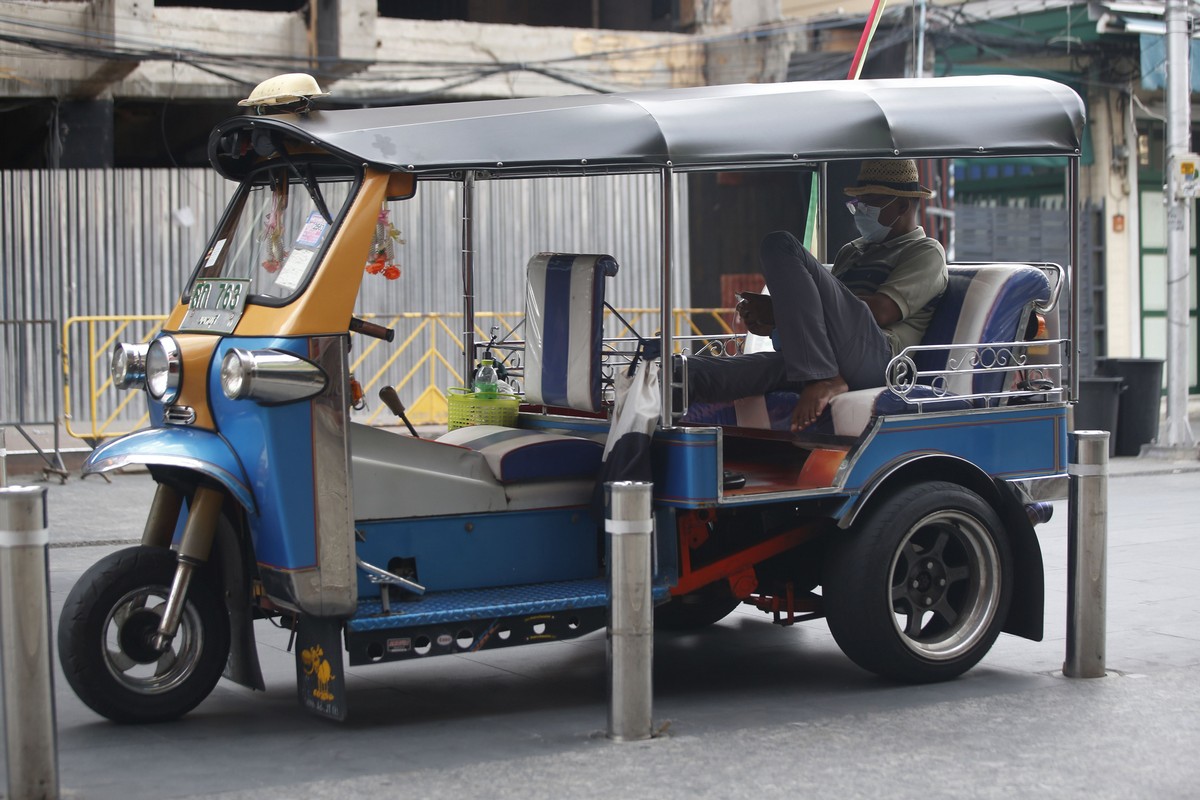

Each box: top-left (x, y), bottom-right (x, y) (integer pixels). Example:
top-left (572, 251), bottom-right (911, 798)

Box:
top-left (191, 163), bottom-right (358, 303)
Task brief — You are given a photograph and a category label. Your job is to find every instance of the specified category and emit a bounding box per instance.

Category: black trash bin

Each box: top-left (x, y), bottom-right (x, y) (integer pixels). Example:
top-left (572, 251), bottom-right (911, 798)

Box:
top-left (1075, 376), bottom-right (1123, 456)
top-left (1096, 357), bottom-right (1164, 457)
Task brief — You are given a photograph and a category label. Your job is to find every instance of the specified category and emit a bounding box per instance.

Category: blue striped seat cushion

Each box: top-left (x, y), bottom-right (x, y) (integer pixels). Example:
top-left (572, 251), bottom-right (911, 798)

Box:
top-left (438, 425), bottom-right (604, 483)
top-left (917, 265), bottom-right (1051, 395)
top-left (524, 253), bottom-right (619, 413)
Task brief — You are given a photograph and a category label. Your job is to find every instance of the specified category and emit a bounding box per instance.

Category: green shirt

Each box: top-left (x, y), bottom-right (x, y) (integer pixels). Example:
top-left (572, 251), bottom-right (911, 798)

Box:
top-left (832, 227), bottom-right (948, 356)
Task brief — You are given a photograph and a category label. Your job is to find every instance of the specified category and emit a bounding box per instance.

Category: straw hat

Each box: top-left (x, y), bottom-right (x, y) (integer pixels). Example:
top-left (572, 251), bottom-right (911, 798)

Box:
top-left (843, 159), bottom-right (935, 199)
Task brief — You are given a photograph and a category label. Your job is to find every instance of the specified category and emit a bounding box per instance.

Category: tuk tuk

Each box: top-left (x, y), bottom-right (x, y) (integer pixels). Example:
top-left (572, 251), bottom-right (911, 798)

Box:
top-left (59, 74), bottom-right (1084, 723)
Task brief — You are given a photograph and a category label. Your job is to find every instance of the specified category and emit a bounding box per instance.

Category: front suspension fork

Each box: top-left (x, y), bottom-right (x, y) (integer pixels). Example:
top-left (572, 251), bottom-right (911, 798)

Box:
top-left (143, 484), bottom-right (223, 651)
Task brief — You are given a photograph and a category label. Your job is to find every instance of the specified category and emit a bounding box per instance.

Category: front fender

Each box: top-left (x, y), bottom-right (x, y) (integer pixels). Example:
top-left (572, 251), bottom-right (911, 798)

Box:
top-left (85, 428), bottom-right (256, 513)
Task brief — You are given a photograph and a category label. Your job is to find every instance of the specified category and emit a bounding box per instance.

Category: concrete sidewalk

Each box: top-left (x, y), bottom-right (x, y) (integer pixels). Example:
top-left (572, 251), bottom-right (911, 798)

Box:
top-left (0, 449), bottom-right (1196, 799)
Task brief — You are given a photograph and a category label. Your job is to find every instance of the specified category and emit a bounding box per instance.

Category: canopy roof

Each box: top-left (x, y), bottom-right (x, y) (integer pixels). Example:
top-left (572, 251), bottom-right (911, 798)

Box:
top-left (210, 75), bottom-right (1085, 179)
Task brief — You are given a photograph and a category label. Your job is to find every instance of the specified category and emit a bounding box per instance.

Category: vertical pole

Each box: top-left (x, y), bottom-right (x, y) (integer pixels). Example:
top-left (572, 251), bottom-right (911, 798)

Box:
top-left (461, 171), bottom-right (477, 385)
top-left (0, 445), bottom-right (7, 488)
top-left (1, 485), bottom-right (59, 799)
top-left (50, 323), bottom-right (65, 475)
top-left (660, 166), bottom-right (675, 421)
top-left (1125, 86), bottom-right (1144, 357)
top-left (1067, 163), bottom-right (1081, 403)
top-left (1164, 0), bottom-right (1198, 449)
top-left (1064, 431), bottom-right (1109, 679)
top-left (816, 162), bottom-right (828, 263)
top-left (606, 481), bottom-right (654, 741)
top-left (914, 0), bottom-right (927, 78)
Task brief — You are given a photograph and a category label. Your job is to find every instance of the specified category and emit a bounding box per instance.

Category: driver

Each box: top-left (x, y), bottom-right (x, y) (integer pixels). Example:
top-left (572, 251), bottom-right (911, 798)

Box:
top-left (688, 159), bottom-right (948, 431)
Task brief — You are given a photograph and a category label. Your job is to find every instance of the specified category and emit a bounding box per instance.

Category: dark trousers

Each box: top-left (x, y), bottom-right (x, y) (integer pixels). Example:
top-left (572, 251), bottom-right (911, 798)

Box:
top-left (689, 231), bottom-right (892, 403)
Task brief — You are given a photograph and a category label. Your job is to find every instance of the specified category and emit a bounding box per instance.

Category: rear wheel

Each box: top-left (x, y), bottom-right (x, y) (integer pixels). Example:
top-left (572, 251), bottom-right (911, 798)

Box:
top-left (58, 545), bottom-right (230, 723)
top-left (823, 481), bottom-right (1012, 683)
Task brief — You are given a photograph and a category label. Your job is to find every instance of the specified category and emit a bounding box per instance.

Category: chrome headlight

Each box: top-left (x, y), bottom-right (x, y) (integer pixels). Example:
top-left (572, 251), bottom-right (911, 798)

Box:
top-left (145, 335), bottom-right (183, 403)
top-left (221, 348), bottom-right (326, 404)
top-left (111, 343), bottom-right (149, 390)
top-left (220, 349), bottom-right (252, 400)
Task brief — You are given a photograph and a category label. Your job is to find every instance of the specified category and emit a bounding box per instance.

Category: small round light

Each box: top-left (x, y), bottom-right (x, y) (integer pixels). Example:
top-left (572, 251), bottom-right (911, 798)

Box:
top-left (145, 336), bottom-right (182, 403)
top-left (221, 349), bottom-right (253, 399)
top-left (111, 343), bottom-right (149, 389)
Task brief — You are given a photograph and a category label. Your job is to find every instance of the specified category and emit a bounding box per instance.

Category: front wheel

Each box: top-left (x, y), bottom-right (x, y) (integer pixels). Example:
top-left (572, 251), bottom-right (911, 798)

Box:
top-left (823, 481), bottom-right (1012, 683)
top-left (58, 546), bottom-right (231, 723)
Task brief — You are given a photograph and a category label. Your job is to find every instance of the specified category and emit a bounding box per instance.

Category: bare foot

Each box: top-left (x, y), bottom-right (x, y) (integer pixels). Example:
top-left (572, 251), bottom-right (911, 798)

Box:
top-left (790, 376), bottom-right (848, 431)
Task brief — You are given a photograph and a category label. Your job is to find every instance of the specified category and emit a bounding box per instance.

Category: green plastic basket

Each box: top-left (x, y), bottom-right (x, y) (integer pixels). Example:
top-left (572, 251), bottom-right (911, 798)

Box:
top-left (446, 387), bottom-right (519, 430)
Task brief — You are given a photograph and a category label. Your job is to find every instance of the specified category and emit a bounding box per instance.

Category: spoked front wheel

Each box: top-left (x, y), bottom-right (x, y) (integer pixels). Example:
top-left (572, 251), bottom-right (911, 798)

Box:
top-left (58, 546), bottom-right (230, 723)
top-left (823, 481), bottom-right (1012, 683)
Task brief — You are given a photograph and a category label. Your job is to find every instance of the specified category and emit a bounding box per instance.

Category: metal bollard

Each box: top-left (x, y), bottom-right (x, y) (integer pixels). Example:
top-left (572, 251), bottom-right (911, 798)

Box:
top-left (605, 481), bottom-right (654, 741)
top-left (1, 485), bottom-right (59, 799)
top-left (1064, 431), bottom-right (1109, 679)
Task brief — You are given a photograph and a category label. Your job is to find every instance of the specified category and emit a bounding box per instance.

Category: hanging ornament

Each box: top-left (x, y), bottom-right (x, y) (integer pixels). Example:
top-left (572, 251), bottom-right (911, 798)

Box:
top-left (365, 205), bottom-right (404, 280)
top-left (260, 191), bottom-right (289, 273)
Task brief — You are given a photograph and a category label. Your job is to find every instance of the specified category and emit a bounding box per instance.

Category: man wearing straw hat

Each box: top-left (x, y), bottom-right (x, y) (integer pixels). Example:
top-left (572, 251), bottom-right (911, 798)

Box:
top-left (689, 159), bottom-right (947, 431)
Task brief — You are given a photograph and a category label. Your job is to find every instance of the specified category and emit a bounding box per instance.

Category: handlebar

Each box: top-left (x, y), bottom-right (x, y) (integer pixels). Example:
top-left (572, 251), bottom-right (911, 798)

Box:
top-left (350, 317), bottom-right (395, 342)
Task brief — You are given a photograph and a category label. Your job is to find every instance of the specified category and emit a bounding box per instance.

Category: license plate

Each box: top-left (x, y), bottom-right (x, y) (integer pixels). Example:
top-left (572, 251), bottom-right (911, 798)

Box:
top-left (180, 278), bottom-right (250, 334)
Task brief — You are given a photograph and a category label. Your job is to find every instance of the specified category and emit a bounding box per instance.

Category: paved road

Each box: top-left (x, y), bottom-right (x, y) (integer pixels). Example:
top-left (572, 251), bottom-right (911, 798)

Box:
top-left (3, 457), bottom-right (1199, 799)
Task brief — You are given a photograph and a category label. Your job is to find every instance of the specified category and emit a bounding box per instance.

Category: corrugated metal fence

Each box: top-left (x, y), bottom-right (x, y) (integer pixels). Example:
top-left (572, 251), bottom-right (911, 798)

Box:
top-left (2, 169), bottom-right (234, 441)
top-left (1, 168), bottom-right (690, 438)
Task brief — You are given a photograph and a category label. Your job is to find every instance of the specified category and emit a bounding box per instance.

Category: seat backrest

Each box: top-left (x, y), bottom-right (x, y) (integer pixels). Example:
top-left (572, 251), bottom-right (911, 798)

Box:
top-left (524, 252), bottom-right (619, 413)
top-left (915, 264), bottom-right (1052, 396)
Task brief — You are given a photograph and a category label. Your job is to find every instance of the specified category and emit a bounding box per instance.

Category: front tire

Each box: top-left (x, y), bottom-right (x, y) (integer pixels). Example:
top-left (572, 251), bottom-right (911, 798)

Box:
top-left (58, 545), bottom-right (231, 723)
top-left (823, 482), bottom-right (1012, 683)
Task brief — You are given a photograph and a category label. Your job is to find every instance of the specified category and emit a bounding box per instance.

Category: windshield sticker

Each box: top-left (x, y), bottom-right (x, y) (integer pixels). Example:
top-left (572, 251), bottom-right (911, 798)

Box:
top-left (275, 248), bottom-right (314, 292)
top-left (295, 211), bottom-right (329, 249)
top-left (204, 238), bottom-right (227, 268)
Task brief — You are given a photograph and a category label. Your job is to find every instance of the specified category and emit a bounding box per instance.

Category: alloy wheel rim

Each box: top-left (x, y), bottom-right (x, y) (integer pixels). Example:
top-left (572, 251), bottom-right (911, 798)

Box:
top-left (887, 509), bottom-right (1001, 661)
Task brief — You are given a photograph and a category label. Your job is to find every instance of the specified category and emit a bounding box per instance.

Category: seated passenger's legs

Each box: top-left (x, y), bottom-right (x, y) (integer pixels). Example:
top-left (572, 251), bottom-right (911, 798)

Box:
top-left (687, 351), bottom-right (796, 404)
top-left (759, 231), bottom-right (891, 392)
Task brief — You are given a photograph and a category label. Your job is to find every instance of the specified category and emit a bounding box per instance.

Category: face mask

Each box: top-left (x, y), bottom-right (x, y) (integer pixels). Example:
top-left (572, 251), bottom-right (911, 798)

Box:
top-left (851, 198), bottom-right (897, 243)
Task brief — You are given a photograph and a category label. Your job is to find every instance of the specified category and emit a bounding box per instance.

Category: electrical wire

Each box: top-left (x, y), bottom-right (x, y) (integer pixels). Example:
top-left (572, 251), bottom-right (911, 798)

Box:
top-left (0, 7), bottom-right (886, 100)
top-left (0, 1), bottom-right (1160, 101)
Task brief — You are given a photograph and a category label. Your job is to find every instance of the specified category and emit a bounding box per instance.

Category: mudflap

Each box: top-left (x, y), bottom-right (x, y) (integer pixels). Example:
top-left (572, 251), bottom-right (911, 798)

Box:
top-left (295, 616), bottom-right (348, 721)
top-left (996, 481), bottom-right (1046, 642)
top-left (213, 518), bottom-right (266, 691)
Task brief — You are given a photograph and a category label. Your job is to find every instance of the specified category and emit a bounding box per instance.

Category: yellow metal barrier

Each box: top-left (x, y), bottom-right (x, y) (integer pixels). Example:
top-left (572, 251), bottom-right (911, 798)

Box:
top-left (62, 309), bottom-right (737, 440)
top-left (62, 315), bottom-right (167, 444)
top-left (349, 311), bottom-right (524, 426)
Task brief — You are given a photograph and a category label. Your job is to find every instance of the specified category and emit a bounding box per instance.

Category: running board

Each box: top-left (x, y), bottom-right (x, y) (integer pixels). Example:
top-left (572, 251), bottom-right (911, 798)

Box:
top-left (345, 578), bottom-right (670, 666)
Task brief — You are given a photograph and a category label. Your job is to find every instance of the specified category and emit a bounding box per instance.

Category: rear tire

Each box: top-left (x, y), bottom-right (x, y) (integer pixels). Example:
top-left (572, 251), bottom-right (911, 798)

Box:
top-left (823, 481), bottom-right (1012, 683)
top-left (58, 545), bottom-right (230, 723)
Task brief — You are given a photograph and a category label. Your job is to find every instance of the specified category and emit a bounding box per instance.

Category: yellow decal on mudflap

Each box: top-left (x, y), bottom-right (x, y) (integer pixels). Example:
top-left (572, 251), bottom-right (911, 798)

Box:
top-left (301, 645), bottom-right (336, 702)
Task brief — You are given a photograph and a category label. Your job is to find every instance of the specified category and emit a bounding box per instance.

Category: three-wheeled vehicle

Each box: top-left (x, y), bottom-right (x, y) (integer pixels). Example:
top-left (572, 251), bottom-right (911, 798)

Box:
top-left (59, 74), bottom-right (1084, 723)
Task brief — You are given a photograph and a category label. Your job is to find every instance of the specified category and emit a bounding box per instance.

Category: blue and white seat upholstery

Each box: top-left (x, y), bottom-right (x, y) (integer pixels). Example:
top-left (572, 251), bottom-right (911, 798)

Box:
top-left (433, 253), bottom-right (617, 490)
top-left (826, 263), bottom-right (1052, 434)
top-left (524, 253), bottom-right (619, 413)
top-left (913, 264), bottom-right (1051, 397)
top-left (438, 424), bottom-right (604, 483)
top-left (682, 264), bottom-right (1053, 437)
